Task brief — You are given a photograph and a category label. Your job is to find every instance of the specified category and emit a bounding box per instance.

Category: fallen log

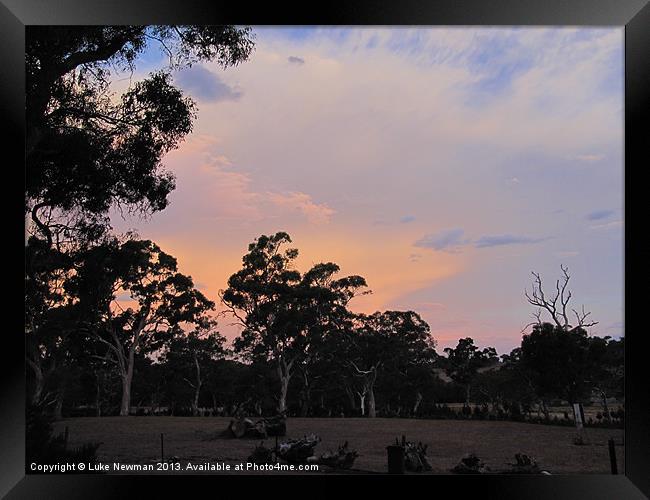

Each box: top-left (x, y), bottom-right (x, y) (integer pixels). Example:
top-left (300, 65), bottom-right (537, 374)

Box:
top-left (451, 453), bottom-right (490, 474)
top-left (507, 453), bottom-right (544, 474)
top-left (231, 418), bottom-right (255, 438)
top-left (318, 441), bottom-right (359, 470)
top-left (277, 434), bottom-right (321, 464)
top-left (223, 414), bottom-right (286, 439)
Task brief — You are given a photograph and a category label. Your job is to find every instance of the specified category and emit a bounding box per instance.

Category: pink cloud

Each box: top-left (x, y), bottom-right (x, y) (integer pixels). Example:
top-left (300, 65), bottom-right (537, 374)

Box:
top-left (267, 191), bottom-right (335, 224)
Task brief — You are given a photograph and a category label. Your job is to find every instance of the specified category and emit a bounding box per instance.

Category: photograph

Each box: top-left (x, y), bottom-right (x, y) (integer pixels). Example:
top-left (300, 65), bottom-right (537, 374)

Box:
top-left (22, 24), bottom-right (630, 478)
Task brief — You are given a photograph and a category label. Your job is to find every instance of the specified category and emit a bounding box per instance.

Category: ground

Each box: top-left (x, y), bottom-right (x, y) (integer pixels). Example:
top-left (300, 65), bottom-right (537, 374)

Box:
top-left (53, 417), bottom-right (624, 474)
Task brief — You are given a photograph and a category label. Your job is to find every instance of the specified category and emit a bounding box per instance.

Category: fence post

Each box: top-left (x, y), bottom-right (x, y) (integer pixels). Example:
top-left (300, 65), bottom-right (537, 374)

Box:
top-left (608, 438), bottom-right (618, 474)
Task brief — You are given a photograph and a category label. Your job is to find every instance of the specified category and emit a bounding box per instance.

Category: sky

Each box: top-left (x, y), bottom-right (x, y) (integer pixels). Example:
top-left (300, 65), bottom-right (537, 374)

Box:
top-left (111, 27), bottom-right (624, 355)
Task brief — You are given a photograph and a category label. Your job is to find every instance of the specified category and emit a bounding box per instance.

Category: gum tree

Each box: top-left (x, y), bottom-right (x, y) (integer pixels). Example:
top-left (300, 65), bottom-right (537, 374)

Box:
top-left (72, 238), bottom-right (214, 415)
top-left (26, 26), bottom-right (255, 246)
top-left (222, 232), bottom-right (367, 414)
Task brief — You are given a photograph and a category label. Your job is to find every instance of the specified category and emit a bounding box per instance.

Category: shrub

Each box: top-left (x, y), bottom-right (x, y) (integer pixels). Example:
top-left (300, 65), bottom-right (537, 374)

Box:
top-left (26, 403), bottom-right (101, 473)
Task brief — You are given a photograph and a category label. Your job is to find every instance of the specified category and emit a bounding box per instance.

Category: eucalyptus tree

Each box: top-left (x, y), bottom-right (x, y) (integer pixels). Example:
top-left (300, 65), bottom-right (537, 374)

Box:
top-left (443, 338), bottom-right (498, 406)
top-left (24, 25), bottom-right (255, 416)
top-left (26, 25), bottom-right (255, 246)
top-left (162, 322), bottom-right (227, 416)
top-left (72, 238), bottom-right (214, 415)
top-left (222, 232), bottom-right (368, 414)
top-left (520, 322), bottom-right (610, 411)
top-left (344, 310), bottom-right (435, 418)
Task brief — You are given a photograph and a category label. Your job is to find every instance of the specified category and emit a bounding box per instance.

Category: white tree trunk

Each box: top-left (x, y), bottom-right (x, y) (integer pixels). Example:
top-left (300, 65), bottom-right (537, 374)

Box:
top-left (120, 370), bottom-right (132, 416)
top-left (191, 352), bottom-right (202, 416)
top-left (367, 386), bottom-right (376, 418)
top-left (413, 391), bottom-right (423, 415)
top-left (277, 356), bottom-right (293, 414)
top-left (278, 374), bottom-right (290, 413)
top-left (28, 360), bottom-right (44, 405)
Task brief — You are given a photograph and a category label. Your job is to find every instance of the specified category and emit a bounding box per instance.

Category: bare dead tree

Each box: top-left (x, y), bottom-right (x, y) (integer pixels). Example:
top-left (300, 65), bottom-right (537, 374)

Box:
top-left (523, 265), bottom-right (598, 332)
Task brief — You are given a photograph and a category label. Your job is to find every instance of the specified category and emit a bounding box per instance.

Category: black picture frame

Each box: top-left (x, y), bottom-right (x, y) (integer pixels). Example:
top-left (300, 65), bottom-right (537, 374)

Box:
top-left (3, 0), bottom-right (648, 497)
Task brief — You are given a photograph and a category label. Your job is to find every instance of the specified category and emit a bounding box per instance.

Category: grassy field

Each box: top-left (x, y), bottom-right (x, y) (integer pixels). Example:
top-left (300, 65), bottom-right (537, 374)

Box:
top-left (53, 417), bottom-right (624, 474)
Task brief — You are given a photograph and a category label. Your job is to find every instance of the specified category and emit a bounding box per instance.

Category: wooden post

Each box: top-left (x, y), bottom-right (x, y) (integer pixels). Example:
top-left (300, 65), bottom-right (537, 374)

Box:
top-left (608, 438), bottom-right (618, 474)
top-left (160, 433), bottom-right (164, 462)
top-left (387, 444), bottom-right (405, 474)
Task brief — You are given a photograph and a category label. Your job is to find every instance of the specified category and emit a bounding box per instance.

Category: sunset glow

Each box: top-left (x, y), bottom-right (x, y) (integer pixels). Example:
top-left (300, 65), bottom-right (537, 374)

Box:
top-left (112, 27), bottom-right (624, 354)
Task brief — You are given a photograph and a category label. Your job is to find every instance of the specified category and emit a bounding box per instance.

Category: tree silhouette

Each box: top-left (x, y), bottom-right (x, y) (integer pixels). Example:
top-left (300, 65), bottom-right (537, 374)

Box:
top-left (71, 238), bottom-right (214, 415)
top-left (162, 322), bottom-right (226, 416)
top-left (524, 265), bottom-right (598, 331)
top-left (26, 26), bottom-right (254, 247)
top-left (443, 338), bottom-right (498, 406)
top-left (520, 322), bottom-right (598, 408)
top-left (343, 311), bottom-right (434, 417)
top-left (222, 232), bottom-right (368, 413)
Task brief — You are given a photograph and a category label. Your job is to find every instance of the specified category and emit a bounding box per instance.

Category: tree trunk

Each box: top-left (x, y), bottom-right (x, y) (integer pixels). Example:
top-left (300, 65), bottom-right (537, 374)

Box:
top-left (601, 391), bottom-right (611, 422)
top-left (413, 391), bottom-right (423, 415)
top-left (278, 373), bottom-right (290, 414)
top-left (299, 371), bottom-right (311, 417)
top-left (465, 384), bottom-right (471, 406)
top-left (345, 386), bottom-right (356, 412)
top-left (112, 306), bottom-right (147, 417)
top-left (30, 362), bottom-right (44, 405)
top-left (299, 395), bottom-right (309, 417)
top-left (358, 392), bottom-right (366, 416)
top-left (367, 387), bottom-right (376, 418)
top-left (95, 379), bottom-right (102, 417)
top-left (276, 357), bottom-right (293, 414)
top-left (192, 384), bottom-right (201, 416)
top-left (191, 352), bottom-right (202, 417)
top-left (119, 370), bottom-right (133, 416)
top-left (539, 400), bottom-right (550, 419)
top-left (54, 389), bottom-right (64, 419)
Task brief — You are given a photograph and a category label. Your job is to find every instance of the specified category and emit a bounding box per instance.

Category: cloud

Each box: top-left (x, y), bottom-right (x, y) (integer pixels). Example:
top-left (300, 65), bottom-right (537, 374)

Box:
top-left (400, 215), bottom-right (416, 223)
top-left (120, 27), bottom-right (622, 352)
top-left (175, 65), bottom-right (243, 102)
top-left (586, 209), bottom-right (615, 221)
top-left (288, 55), bottom-right (305, 65)
top-left (474, 234), bottom-right (547, 248)
top-left (414, 228), bottom-right (468, 252)
top-left (267, 192), bottom-right (335, 224)
top-left (554, 250), bottom-right (580, 258)
top-left (414, 301), bottom-right (446, 311)
top-left (590, 220), bottom-right (622, 230)
top-left (575, 154), bottom-right (604, 162)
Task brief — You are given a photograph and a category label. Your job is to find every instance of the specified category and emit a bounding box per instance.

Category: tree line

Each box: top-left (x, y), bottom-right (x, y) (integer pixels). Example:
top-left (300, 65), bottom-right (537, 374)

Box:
top-left (25, 26), bottom-right (623, 424)
top-left (27, 230), bottom-right (624, 421)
